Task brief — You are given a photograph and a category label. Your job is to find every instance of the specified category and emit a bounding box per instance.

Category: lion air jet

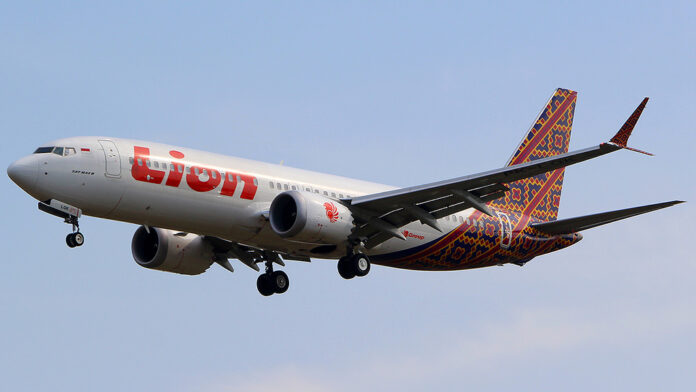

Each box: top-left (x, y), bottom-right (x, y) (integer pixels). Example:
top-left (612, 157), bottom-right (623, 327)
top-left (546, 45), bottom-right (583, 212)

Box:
top-left (7, 89), bottom-right (683, 295)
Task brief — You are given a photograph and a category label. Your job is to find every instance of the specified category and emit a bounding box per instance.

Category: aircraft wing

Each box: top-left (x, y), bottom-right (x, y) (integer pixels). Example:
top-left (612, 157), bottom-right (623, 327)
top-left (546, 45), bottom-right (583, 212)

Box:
top-left (204, 236), bottom-right (310, 272)
top-left (346, 98), bottom-right (651, 248)
top-left (530, 200), bottom-right (684, 234)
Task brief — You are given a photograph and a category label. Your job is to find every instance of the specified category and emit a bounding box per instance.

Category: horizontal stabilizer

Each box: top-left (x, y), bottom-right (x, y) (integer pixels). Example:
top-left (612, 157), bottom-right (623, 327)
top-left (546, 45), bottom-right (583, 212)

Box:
top-left (531, 200), bottom-right (684, 235)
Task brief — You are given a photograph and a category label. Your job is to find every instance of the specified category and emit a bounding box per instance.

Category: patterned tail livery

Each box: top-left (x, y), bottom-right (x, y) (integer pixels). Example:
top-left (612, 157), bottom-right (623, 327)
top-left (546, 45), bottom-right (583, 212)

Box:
top-left (489, 88), bottom-right (577, 221)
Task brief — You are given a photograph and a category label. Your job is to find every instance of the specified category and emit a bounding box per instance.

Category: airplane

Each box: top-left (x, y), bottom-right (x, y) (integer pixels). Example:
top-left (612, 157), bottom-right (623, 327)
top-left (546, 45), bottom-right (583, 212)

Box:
top-left (7, 88), bottom-right (684, 296)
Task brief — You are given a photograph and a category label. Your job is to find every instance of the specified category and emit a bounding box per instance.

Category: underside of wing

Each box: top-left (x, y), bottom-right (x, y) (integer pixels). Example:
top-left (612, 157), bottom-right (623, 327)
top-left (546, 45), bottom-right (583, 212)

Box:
top-left (347, 143), bottom-right (620, 248)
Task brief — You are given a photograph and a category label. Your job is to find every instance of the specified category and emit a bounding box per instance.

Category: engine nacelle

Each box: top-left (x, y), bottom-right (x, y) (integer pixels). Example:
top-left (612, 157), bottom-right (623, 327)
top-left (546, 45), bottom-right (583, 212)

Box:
top-left (131, 226), bottom-right (214, 275)
top-left (269, 191), bottom-right (354, 244)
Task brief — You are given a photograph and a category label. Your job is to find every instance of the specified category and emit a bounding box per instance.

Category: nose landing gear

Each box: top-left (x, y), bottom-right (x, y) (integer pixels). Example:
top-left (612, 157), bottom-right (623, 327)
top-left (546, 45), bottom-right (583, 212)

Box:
top-left (37, 200), bottom-right (85, 248)
top-left (66, 231), bottom-right (84, 248)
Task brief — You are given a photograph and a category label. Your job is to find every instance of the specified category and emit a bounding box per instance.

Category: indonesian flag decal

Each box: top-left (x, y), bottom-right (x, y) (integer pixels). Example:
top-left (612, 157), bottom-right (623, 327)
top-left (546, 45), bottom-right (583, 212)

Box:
top-left (324, 202), bottom-right (339, 223)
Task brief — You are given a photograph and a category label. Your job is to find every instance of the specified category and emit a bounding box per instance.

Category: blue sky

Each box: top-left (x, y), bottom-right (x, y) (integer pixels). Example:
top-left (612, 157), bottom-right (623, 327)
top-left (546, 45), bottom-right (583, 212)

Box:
top-left (1, 2), bottom-right (694, 391)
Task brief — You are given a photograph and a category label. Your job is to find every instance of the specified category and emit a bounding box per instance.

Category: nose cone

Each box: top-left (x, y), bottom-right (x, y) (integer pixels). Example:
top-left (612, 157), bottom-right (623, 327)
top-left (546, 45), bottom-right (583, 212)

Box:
top-left (7, 156), bottom-right (39, 192)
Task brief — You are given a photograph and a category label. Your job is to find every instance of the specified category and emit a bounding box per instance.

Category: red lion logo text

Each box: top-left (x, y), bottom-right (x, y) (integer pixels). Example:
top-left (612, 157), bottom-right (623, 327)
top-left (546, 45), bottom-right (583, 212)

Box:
top-left (324, 202), bottom-right (339, 223)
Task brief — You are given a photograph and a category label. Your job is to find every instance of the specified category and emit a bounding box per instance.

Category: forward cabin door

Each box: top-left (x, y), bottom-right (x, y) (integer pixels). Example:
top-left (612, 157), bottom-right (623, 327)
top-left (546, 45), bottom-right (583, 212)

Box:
top-left (98, 139), bottom-right (122, 178)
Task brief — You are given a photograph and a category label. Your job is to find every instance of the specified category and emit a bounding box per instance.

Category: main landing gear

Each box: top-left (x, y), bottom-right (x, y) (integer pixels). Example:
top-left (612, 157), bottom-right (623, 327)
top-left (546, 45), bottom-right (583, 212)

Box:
top-left (256, 259), bottom-right (289, 296)
top-left (337, 253), bottom-right (371, 280)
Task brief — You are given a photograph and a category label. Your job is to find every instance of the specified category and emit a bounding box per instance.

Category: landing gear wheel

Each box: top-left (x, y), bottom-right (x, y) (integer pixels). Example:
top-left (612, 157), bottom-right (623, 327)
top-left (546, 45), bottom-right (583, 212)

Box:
top-left (338, 256), bottom-right (356, 280)
top-left (73, 232), bottom-right (84, 247)
top-left (257, 274), bottom-right (274, 296)
top-left (352, 254), bottom-right (371, 277)
top-left (270, 270), bottom-right (289, 294)
top-left (66, 233), bottom-right (77, 248)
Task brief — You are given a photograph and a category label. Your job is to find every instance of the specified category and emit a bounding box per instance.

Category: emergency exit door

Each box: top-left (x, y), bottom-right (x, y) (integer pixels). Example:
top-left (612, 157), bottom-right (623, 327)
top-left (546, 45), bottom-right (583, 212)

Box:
top-left (98, 140), bottom-right (121, 177)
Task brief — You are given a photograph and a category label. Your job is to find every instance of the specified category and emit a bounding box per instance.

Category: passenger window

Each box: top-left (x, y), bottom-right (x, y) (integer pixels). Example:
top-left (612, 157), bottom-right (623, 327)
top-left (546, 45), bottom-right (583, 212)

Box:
top-left (331, 192), bottom-right (336, 197)
top-left (53, 147), bottom-right (64, 156)
top-left (276, 182), bottom-right (281, 189)
top-left (186, 167), bottom-right (191, 174)
top-left (459, 216), bottom-right (463, 223)
top-left (323, 191), bottom-right (328, 196)
top-left (211, 171), bottom-right (217, 179)
top-left (291, 185), bottom-right (297, 190)
top-left (270, 182), bottom-right (275, 189)
top-left (194, 168), bottom-right (200, 175)
top-left (253, 178), bottom-right (258, 186)
top-left (154, 162), bottom-right (159, 168)
top-left (137, 158), bottom-right (143, 166)
top-left (339, 194), bottom-right (344, 198)
top-left (146, 159), bottom-right (151, 167)
top-left (129, 157), bottom-right (134, 164)
top-left (178, 166), bottom-right (183, 173)
top-left (169, 163), bottom-right (174, 170)
top-left (284, 184), bottom-right (289, 190)
top-left (445, 216), bottom-right (449, 221)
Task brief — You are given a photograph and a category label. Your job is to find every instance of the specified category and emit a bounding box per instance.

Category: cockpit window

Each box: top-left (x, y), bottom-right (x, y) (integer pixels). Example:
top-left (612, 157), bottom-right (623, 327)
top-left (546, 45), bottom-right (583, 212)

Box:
top-left (35, 146), bottom-right (77, 156)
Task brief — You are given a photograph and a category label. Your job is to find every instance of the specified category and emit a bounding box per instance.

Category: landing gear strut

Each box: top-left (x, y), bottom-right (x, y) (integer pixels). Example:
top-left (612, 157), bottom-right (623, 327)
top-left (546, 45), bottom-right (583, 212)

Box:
top-left (337, 253), bottom-right (371, 279)
top-left (256, 259), bottom-right (289, 296)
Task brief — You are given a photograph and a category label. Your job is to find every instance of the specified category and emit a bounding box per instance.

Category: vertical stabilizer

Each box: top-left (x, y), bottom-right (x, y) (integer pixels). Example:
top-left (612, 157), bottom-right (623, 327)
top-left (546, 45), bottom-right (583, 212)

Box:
top-left (489, 88), bottom-right (577, 221)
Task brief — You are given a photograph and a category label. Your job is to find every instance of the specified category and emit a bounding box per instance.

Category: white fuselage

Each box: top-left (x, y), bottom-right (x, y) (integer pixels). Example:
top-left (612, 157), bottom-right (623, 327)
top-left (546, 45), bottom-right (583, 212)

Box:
top-left (13, 137), bottom-right (469, 259)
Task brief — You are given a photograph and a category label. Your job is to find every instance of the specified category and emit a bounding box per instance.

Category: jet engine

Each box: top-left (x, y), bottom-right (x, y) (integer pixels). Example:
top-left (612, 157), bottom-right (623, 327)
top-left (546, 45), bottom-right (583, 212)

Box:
top-left (269, 191), bottom-right (354, 244)
top-left (131, 226), bottom-right (214, 275)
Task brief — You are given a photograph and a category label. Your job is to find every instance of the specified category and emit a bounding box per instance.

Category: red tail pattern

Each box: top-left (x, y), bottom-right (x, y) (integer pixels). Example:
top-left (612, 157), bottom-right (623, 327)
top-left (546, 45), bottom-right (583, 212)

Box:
top-left (489, 88), bottom-right (577, 221)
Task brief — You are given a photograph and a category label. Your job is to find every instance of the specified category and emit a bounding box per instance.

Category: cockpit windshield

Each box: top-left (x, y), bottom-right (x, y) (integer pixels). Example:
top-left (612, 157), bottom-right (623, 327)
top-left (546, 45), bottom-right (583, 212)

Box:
top-left (33, 146), bottom-right (77, 156)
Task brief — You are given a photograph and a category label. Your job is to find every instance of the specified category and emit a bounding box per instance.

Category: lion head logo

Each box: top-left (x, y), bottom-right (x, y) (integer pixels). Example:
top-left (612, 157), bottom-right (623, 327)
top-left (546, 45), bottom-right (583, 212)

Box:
top-left (323, 202), bottom-right (339, 223)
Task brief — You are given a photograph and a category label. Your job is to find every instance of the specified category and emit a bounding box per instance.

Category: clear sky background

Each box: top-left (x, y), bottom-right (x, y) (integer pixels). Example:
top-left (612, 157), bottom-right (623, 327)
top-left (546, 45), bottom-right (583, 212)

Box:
top-left (1, 2), bottom-right (694, 391)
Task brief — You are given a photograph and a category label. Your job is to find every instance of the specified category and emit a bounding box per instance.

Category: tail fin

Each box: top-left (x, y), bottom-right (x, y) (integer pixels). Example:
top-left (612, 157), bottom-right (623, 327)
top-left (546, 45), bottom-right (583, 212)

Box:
top-left (489, 88), bottom-right (577, 221)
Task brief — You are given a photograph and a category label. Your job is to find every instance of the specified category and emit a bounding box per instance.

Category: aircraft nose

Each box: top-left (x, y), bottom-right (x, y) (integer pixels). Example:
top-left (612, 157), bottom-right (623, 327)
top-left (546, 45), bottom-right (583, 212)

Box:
top-left (7, 156), bottom-right (39, 191)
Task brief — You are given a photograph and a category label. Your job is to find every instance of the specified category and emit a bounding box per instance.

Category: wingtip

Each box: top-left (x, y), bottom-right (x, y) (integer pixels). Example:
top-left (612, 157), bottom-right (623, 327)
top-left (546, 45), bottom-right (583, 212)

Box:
top-left (609, 97), bottom-right (651, 155)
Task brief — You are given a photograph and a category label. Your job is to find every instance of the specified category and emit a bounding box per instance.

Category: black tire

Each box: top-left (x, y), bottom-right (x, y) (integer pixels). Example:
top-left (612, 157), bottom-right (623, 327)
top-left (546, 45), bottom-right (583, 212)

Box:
top-left (271, 270), bottom-right (289, 294)
top-left (66, 233), bottom-right (76, 248)
top-left (352, 254), bottom-right (371, 277)
top-left (256, 274), bottom-right (274, 296)
top-left (337, 256), bottom-right (356, 279)
top-left (73, 232), bottom-right (84, 246)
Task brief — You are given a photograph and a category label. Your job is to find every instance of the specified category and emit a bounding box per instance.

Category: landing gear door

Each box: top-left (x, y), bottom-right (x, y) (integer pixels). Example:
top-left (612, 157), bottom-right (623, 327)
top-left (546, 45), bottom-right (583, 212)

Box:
top-left (98, 139), bottom-right (121, 178)
top-left (497, 211), bottom-right (512, 249)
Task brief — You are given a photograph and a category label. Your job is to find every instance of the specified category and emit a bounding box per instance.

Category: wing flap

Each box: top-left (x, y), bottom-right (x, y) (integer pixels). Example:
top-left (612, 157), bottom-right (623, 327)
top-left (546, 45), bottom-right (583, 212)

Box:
top-left (531, 200), bottom-right (684, 235)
